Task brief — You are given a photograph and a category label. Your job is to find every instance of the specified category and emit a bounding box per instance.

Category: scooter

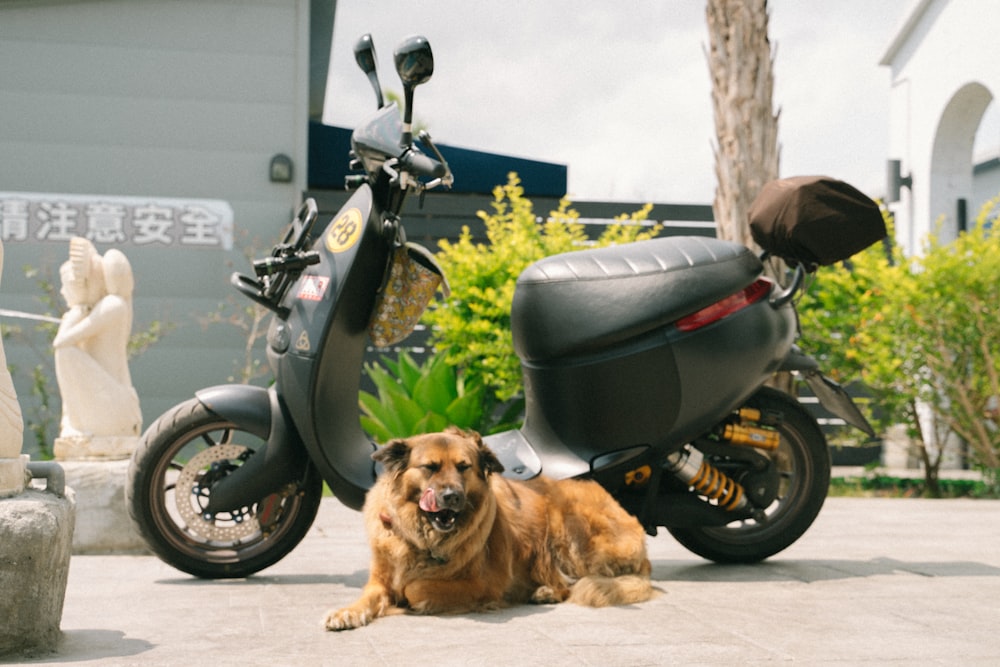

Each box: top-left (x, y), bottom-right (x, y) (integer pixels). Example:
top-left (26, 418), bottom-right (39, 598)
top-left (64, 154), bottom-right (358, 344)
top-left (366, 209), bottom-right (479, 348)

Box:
top-left (127, 34), bottom-right (877, 578)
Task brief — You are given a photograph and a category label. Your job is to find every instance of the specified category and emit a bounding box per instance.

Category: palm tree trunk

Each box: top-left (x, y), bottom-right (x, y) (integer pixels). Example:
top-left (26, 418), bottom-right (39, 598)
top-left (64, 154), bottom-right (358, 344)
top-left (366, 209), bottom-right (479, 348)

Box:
top-left (705, 0), bottom-right (780, 250)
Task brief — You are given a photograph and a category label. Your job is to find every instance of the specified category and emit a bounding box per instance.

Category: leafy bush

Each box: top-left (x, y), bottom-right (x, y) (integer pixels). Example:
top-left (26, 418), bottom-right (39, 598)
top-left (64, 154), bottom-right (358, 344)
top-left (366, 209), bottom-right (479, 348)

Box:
top-left (422, 172), bottom-right (659, 403)
top-left (796, 209), bottom-right (907, 432)
top-left (799, 196), bottom-right (1000, 493)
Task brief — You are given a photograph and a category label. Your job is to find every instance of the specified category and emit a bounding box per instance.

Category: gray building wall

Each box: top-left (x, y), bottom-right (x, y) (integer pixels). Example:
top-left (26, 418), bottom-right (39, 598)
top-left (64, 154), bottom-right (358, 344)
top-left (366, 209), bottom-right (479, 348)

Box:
top-left (1, 0), bottom-right (317, 455)
top-left (972, 158), bottom-right (1000, 223)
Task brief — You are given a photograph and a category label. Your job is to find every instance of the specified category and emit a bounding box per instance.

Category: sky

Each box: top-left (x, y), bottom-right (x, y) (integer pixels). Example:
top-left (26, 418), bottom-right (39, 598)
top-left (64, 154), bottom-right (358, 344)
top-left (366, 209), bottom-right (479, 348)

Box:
top-left (323, 0), bottom-right (999, 205)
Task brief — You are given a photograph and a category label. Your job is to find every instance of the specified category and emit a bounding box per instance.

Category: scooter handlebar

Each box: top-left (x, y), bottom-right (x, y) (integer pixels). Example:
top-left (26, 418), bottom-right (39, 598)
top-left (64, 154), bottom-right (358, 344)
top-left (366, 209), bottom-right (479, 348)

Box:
top-left (231, 272), bottom-right (285, 316)
top-left (399, 146), bottom-right (446, 179)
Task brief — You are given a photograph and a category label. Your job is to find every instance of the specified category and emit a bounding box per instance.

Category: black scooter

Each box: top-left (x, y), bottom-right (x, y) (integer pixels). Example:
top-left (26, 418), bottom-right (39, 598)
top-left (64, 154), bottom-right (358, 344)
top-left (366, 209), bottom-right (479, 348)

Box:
top-left (127, 34), bottom-right (876, 578)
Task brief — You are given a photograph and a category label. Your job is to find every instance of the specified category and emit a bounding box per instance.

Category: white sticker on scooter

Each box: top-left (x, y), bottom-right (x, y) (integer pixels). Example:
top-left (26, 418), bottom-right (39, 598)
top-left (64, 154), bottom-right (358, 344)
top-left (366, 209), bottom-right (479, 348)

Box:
top-left (295, 330), bottom-right (311, 352)
top-left (297, 275), bottom-right (329, 301)
top-left (326, 208), bottom-right (363, 253)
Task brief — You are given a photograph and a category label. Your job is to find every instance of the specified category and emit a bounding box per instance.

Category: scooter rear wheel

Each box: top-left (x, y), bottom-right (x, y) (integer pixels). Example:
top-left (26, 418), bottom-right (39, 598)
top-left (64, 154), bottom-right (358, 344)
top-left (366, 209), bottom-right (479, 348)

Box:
top-left (127, 398), bottom-right (323, 578)
top-left (667, 387), bottom-right (830, 563)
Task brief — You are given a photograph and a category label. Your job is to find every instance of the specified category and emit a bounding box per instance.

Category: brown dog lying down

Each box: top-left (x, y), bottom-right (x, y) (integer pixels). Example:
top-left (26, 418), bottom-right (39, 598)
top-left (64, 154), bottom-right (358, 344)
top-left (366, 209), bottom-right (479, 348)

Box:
top-left (323, 427), bottom-right (653, 630)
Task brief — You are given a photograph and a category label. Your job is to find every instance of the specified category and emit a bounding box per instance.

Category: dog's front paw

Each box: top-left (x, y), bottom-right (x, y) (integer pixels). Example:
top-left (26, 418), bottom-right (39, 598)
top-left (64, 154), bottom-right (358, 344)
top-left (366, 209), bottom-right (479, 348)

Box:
top-left (322, 606), bottom-right (372, 631)
top-left (530, 585), bottom-right (565, 604)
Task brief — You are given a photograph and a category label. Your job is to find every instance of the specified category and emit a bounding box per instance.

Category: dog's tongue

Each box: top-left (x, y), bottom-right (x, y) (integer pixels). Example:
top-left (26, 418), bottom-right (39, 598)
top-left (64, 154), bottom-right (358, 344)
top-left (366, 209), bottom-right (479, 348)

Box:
top-left (419, 488), bottom-right (440, 513)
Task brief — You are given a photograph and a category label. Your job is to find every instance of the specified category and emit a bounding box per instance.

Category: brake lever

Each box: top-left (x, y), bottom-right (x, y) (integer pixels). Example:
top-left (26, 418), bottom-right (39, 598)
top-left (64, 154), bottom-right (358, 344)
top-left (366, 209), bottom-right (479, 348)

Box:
top-left (418, 130), bottom-right (453, 188)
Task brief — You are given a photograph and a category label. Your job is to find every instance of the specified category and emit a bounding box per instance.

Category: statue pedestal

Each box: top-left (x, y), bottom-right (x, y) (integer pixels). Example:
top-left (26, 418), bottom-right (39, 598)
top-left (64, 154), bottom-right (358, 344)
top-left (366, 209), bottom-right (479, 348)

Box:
top-left (53, 435), bottom-right (137, 461)
top-left (0, 487), bottom-right (75, 658)
top-left (58, 459), bottom-right (146, 554)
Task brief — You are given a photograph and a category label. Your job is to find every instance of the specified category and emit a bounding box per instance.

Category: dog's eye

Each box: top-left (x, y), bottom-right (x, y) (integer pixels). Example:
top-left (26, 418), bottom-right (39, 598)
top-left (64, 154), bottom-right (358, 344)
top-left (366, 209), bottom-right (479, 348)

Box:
top-left (421, 463), bottom-right (440, 473)
top-left (455, 462), bottom-right (472, 473)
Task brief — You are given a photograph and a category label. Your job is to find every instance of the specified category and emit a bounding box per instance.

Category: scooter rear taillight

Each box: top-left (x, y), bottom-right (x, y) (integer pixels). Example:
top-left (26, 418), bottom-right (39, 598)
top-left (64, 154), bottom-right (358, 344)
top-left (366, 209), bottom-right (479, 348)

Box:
top-left (675, 277), bottom-right (773, 332)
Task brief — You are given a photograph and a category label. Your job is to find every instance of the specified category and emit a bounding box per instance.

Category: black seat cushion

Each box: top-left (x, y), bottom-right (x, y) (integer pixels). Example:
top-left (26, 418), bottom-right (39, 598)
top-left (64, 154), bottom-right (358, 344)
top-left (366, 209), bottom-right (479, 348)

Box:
top-left (511, 236), bottom-right (762, 361)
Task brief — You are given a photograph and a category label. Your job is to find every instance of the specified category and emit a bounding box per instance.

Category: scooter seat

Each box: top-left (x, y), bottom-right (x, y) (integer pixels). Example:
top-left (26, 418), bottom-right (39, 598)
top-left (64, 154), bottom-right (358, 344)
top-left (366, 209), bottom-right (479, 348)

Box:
top-left (512, 235), bottom-right (762, 361)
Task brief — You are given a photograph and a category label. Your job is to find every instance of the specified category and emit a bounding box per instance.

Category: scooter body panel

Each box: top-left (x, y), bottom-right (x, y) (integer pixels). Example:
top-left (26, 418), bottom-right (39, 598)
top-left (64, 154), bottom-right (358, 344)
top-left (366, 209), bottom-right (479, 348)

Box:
top-left (508, 236), bottom-right (797, 476)
top-left (265, 185), bottom-right (389, 510)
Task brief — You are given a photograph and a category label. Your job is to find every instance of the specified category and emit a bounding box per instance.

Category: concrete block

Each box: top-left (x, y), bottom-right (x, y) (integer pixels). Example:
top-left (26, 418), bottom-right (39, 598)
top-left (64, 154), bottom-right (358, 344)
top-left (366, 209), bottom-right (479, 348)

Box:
top-left (0, 487), bottom-right (75, 657)
top-left (60, 460), bottom-right (146, 554)
top-left (0, 454), bottom-right (29, 499)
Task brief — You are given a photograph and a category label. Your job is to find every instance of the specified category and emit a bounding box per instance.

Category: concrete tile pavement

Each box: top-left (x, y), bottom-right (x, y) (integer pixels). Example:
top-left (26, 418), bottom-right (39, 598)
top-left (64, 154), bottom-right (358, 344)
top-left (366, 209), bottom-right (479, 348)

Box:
top-left (9, 496), bottom-right (1000, 666)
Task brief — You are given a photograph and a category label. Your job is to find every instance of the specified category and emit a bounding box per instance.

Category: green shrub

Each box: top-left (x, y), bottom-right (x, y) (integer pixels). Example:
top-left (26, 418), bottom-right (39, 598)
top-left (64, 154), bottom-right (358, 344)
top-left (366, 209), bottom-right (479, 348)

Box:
top-left (799, 195), bottom-right (1000, 493)
top-left (829, 474), bottom-right (996, 499)
top-left (423, 172), bottom-right (659, 403)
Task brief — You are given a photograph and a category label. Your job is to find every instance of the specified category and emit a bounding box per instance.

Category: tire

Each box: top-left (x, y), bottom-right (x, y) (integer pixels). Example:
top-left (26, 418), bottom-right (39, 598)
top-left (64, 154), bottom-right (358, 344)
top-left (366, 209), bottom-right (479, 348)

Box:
top-left (126, 398), bottom-right (323, 578)
top-left (667, 387), bottom-right (831, 563)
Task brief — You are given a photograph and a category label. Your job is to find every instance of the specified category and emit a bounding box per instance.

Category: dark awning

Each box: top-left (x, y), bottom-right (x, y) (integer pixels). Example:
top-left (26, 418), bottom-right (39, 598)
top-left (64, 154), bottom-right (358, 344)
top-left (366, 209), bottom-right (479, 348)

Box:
top-left (308, 121), bottom-right (567, 197)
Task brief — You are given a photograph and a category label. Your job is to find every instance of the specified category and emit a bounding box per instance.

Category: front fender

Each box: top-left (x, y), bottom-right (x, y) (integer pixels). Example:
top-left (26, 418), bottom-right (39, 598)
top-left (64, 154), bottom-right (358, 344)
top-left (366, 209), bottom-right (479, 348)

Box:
top-left (196, 384), bottom-right (273, 440)
top-left (196, 384), bottom-right (312, 514)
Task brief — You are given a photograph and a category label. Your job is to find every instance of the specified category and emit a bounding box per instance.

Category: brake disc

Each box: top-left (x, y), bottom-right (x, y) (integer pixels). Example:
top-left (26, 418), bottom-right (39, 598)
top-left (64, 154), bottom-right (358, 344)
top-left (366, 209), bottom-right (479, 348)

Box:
top-left (174, 444), bottom-right (261, 542)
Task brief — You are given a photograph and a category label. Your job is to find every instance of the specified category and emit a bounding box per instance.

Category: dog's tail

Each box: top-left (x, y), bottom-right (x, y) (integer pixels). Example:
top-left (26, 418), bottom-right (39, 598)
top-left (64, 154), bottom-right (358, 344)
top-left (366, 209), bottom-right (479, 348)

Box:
top-left (567, 574), bottom-right (656, 607)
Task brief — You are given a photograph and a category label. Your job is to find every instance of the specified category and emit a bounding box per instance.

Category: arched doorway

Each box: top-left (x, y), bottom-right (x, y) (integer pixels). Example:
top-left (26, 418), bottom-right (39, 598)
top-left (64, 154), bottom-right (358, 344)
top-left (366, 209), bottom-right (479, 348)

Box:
top-left (929, 82), bottom-right (994, 243)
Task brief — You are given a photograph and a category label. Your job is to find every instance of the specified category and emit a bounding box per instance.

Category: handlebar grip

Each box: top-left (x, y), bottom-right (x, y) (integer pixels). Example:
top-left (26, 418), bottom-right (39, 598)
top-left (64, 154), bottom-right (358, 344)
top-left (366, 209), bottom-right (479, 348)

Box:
top-left (399, 147), bottom-right (446, 179)
top-left (252, 251), bottom-right (320, 278)
top-left (231, 272), bottom-right (289, 318)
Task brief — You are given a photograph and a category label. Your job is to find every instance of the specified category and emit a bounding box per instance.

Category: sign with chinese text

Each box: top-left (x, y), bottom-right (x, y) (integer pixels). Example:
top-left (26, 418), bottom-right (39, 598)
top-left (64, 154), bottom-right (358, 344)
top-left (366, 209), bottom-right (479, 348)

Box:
top-left (0, 192), bottom-right (234, 250)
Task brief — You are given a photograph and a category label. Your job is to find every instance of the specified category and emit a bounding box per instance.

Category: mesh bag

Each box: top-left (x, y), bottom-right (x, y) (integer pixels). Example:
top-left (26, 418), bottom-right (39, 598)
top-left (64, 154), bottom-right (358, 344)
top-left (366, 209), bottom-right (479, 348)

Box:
top-left (368, 242), bottom-right (449, 348)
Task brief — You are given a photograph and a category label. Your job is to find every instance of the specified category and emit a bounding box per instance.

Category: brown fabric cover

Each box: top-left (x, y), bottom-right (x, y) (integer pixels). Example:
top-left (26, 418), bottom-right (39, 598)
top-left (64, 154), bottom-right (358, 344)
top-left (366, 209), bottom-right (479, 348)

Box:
top-left (749, 176), bottom-right (886, 270)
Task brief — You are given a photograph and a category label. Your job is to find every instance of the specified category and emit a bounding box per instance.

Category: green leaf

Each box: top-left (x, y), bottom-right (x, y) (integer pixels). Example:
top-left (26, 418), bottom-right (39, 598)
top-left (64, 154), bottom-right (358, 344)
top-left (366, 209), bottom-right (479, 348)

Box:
top-left (360, 415), bottom-right (392, 444)
top-left (445, 384), bottom-right (485, 429)
top-left (381, 355), bottom-right (400, 379)
top-left (413, 355), bottom-right (458, 414)
top-left (396, 351), bottom-right (424, 394)
top-left (360, 365), bottom-right (427, 438)
top-left (365, 363), bottom-right (405, 406)
top-left (413, 411), bottom-right (449, 435)
top-left (381, 391), bottom-right (427, 438)
top-left (358, 390), bottom-right (385, 419)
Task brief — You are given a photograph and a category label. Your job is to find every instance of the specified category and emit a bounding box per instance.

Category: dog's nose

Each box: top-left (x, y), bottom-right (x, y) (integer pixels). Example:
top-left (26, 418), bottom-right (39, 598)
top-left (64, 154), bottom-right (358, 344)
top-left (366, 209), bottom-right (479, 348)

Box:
top-left (437, 487), bottom-right (465, 510)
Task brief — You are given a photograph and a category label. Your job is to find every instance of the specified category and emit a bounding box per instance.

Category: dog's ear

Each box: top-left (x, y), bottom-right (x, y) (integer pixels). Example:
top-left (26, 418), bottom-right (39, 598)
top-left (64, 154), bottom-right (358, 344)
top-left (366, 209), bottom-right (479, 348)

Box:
top-left (470, 431), bottom-right (505, 477)
top-left (372, 438), bottom-right (411, 473)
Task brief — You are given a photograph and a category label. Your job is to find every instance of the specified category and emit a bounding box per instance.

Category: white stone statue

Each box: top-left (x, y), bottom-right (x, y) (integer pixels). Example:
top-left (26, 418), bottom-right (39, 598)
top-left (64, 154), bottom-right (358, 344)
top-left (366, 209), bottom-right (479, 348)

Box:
top-left (53, 238), bottom-right (142, 460)
top-left (0, 240), bottom-right (28, 497)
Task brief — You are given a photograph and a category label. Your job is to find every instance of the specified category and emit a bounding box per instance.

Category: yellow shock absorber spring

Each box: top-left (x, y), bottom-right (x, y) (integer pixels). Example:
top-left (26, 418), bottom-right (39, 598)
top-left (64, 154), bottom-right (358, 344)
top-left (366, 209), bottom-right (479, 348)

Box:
top-left (666, 447), bottom-right (748, 512)
top-left (689, 459), bottom-right (744, 510)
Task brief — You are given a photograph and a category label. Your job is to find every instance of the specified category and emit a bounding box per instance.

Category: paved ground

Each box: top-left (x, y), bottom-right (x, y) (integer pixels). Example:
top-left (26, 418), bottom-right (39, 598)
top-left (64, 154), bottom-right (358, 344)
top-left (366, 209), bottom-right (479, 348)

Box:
top-left (9, 495), bottom-right (1000, 666)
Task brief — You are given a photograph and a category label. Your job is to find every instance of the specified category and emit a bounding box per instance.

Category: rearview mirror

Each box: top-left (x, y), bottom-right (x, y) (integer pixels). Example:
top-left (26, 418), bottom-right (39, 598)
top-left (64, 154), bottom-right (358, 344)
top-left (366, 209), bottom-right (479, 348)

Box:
top-left (354, 34), bottom-right (384, 109)
top-left (393, 35), bottom-right (434, 88)
top-left (393, 35), bottom-right (433, 145)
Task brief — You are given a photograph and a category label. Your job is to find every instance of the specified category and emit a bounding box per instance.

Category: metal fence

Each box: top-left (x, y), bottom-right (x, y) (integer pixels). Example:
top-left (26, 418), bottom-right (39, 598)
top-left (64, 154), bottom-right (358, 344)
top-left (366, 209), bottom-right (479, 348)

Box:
top-left (306, 187), bottom-right (717, 370)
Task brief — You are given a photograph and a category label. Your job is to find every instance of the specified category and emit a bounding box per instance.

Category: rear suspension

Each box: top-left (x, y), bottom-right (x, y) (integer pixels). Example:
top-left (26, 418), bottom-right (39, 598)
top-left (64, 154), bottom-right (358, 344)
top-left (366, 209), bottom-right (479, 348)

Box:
top-left (665, 446), bottom-right (768, 522)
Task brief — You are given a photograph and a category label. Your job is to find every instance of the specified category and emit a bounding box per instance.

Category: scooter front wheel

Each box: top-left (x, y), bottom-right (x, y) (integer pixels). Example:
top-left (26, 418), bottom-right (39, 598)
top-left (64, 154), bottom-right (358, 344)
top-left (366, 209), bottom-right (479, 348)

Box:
top-left (667, 387), bottom-right (830, 563)
top-left (126, 398), bottom-right (323, 578)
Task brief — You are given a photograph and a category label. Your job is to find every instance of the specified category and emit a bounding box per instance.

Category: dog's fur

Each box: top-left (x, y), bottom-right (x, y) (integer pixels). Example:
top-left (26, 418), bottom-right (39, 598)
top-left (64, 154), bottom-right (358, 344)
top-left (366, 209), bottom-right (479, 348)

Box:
top-left (323, 427), bottom-right (653, 630)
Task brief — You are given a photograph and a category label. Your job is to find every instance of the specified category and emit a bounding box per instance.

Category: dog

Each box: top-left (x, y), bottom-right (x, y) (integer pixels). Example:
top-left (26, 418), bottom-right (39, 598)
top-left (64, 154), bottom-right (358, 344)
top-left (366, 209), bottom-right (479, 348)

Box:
top-left (323, 427), bottom-right (653, 630)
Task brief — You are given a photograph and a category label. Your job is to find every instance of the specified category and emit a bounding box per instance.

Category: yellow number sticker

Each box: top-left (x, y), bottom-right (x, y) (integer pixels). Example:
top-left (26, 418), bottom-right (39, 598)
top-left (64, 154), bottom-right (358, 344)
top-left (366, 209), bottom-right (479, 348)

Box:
top-left (325, 208), bottom-right (364, 253)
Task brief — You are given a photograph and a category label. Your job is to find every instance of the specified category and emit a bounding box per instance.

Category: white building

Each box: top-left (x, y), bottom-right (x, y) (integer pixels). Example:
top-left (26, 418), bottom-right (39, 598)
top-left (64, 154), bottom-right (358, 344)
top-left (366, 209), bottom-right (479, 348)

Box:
top-left (880, 0), bottom-right (999, 255)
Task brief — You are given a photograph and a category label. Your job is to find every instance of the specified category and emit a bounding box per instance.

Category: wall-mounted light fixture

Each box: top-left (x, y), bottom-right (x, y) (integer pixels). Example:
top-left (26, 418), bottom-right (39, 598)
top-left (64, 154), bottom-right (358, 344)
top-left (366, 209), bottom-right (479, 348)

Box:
top-left (269, 154), bottom-right (294, 183)
top-left (886, 159), bottom-right (912, 203)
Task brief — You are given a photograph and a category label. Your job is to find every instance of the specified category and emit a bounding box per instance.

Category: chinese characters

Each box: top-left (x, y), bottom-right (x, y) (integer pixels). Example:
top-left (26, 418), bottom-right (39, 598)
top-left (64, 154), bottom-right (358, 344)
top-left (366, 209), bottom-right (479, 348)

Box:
top-left (0, 192), bottom-right (234, 250)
